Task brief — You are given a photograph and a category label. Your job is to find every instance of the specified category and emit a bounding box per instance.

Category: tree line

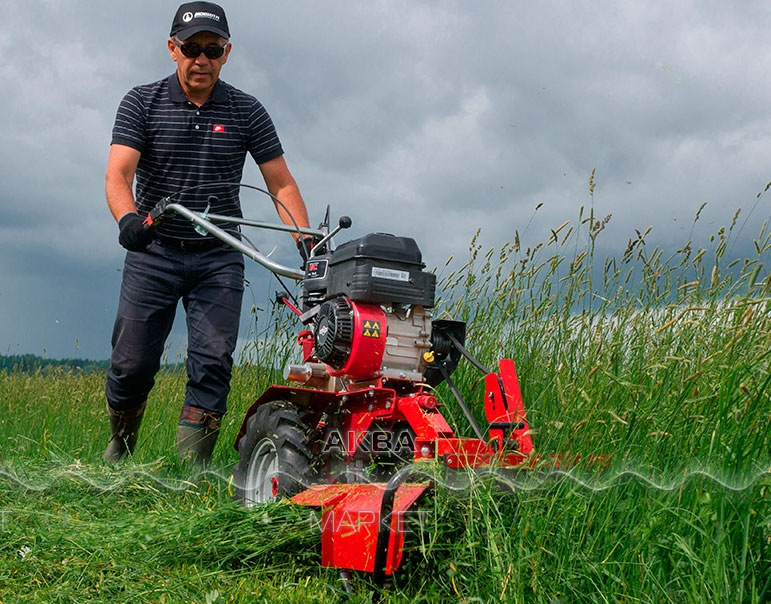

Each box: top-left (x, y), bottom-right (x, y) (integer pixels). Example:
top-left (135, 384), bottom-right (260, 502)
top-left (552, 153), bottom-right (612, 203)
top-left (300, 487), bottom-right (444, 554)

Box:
top-left (0, 354), bottom-right (110, 375)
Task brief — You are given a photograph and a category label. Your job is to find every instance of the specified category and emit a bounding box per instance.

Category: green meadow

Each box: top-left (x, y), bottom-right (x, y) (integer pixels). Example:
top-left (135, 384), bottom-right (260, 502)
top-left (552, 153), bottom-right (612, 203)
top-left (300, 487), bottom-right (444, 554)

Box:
top-left (1, 188), bottom-right (769, 602)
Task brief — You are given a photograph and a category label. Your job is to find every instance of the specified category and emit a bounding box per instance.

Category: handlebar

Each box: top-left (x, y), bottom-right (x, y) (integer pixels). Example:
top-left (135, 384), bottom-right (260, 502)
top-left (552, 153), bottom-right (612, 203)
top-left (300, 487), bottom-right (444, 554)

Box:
top-left (146, 199), bottom-right (351, 281)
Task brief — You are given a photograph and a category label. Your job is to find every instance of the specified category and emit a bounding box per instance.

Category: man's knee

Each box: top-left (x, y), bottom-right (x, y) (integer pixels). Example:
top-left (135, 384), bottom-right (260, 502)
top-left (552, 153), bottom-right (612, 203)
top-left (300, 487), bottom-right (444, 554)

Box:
top-left (105, 360), bottom-right (157, 411)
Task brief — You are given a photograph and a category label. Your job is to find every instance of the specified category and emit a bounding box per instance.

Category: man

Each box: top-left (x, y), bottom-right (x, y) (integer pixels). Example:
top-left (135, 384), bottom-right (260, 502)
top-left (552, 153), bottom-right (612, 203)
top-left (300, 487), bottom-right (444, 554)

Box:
top-left (104, 1), bottom-right (312, 465)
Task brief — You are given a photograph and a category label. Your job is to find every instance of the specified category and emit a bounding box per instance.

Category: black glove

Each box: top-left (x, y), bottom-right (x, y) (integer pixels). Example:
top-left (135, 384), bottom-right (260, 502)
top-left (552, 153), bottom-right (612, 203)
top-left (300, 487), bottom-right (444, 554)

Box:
top-left (118, 212), bottom-right (154, 251)
top-left (297, 236), bottom-right (315, 269)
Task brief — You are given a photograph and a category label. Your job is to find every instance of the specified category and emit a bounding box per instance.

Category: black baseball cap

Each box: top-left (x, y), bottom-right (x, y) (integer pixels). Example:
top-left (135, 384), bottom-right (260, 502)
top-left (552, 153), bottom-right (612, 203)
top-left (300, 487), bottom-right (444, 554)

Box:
top-left (170, 2), bottom-right (230, 40)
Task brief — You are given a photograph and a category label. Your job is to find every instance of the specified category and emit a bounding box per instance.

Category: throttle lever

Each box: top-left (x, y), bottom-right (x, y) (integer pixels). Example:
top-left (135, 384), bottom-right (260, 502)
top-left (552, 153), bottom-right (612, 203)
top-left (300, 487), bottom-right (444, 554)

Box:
top-left (310, 216), bottom-right (352, 258)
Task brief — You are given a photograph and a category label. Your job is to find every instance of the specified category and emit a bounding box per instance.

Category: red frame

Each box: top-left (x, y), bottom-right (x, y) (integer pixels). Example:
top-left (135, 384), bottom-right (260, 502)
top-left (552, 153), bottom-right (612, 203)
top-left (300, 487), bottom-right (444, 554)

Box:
top-left (235, 358), bottom-right (533, 575)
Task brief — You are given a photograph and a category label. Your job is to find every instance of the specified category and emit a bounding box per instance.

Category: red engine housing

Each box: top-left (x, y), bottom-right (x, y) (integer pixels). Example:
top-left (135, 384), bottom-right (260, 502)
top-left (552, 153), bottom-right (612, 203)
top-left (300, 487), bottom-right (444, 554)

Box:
top-left (312, 297), bottom-right (387, 381)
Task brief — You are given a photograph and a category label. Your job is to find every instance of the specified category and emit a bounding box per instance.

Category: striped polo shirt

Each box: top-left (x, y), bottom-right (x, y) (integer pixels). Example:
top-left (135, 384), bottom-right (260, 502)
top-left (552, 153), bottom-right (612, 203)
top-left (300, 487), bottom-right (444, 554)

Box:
top-left (111, 74), bottom-right (284, 241)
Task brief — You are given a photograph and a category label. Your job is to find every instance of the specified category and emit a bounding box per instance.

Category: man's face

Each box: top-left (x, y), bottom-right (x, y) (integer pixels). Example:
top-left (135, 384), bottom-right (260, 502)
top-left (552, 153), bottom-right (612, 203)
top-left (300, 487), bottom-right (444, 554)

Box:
top-left (168, 31), bottom-right (231, 99)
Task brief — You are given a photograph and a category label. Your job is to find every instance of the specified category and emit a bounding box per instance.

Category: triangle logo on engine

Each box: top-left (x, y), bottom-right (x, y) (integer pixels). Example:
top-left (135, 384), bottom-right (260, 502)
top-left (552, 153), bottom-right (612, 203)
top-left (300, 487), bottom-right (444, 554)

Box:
top-left (362, 321), bottom-right (381, 338)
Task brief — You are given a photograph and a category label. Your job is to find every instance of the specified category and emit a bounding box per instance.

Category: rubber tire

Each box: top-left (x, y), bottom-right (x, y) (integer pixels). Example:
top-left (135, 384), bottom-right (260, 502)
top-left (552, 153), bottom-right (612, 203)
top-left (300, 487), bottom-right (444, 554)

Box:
top-left (233, 400), bottom-right (314, 506)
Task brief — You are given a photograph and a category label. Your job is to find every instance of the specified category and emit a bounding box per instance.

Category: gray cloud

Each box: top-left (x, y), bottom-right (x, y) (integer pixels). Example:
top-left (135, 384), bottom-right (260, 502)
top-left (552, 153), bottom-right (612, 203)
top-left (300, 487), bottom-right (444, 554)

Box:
top-left (1, 1), bottom-right (770, 359)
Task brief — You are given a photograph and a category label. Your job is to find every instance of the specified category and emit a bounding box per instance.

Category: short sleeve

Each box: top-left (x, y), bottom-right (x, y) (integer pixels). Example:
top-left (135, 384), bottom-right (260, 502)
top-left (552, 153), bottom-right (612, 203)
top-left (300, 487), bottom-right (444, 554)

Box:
top-left (111, 88), bottom-right (146, 152)
top-left (245, 100), bottom-right (283, 165)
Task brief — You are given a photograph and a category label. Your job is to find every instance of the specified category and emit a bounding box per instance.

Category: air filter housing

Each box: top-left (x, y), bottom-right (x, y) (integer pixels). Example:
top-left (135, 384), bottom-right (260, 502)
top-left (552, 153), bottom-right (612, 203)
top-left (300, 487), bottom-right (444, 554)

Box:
top-left (303, 233), bottom-right (436, 309)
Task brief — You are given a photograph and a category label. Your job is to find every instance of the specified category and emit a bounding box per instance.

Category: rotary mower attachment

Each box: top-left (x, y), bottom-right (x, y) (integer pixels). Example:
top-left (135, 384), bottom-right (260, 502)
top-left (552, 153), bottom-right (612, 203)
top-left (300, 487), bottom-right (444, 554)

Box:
top-left (285, 355), bottom-right (532, 582)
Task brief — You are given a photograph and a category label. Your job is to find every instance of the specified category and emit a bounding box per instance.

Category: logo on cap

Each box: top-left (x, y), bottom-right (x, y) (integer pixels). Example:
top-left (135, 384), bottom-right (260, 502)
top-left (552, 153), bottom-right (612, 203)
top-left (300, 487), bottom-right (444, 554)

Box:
top-left (194, 12), bottom-right (221, 22)
top-left (183, 12), bottom-right (193, 23)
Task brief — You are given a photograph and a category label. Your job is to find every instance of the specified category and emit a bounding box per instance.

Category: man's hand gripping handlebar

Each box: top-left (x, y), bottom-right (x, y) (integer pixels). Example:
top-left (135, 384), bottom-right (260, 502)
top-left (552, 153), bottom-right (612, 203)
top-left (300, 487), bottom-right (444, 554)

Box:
top-left (116, 198), bottom-right (169, 252)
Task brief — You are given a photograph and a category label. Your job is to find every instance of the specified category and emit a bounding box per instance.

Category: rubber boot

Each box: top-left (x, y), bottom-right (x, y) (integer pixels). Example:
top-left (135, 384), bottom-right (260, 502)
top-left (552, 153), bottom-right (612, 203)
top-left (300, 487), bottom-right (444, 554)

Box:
top-left (176, 406), bottom-right (222, 466)
top-left (103, 401), bottom-right (146, 462)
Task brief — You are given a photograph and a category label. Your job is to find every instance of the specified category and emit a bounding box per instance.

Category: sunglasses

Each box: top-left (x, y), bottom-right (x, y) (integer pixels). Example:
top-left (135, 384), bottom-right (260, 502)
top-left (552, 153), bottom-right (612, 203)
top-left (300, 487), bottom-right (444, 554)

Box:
top-left (172, 39), bottom-right (228, 59)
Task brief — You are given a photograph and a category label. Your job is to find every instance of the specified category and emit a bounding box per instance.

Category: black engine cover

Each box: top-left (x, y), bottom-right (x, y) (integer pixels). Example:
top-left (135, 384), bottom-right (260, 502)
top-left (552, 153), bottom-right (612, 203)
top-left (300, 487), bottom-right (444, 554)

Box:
top-left (303, 233), bottom-right (436, 308)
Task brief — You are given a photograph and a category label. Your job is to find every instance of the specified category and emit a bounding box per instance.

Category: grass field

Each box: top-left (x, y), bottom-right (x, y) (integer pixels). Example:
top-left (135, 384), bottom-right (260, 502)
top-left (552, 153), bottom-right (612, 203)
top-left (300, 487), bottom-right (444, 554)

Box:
top-left (1, 199), bottom-right (770, 602)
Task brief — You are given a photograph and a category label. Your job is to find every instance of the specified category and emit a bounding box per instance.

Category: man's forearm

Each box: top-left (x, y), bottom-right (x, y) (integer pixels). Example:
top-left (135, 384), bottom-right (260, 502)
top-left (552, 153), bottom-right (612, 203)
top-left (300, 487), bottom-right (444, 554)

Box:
top-left (272, 183), bottom-right (311, 238)
top-left (106, 176), bottom-right (139, 223)
top-left (105, 144), bottom-right (141, 223)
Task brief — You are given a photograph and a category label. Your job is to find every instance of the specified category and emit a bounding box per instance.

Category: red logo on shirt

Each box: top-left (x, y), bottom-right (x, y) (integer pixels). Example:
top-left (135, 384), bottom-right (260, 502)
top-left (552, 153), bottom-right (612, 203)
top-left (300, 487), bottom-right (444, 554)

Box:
top-left (212, 124), bottom-right (226, 133)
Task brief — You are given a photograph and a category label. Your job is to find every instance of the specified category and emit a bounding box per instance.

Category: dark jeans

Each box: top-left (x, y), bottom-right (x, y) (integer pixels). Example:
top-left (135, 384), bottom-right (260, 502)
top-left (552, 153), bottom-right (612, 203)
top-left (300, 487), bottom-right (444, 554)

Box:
top-left (105, 240), bottom-right (245, 415)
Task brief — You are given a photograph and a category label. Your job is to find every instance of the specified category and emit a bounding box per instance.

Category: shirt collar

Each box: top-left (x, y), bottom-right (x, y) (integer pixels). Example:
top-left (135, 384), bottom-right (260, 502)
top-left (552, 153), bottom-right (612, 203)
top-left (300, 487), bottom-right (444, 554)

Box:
top-left (167, 74), bottom-right (227, 105)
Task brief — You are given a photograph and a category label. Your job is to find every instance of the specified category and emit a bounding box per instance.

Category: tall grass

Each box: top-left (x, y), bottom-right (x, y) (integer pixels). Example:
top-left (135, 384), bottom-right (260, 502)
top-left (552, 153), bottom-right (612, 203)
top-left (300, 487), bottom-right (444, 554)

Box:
top-left (435, 190), bottom-right (771, 482)
top-left (1, 182), bottom-right (770, 601)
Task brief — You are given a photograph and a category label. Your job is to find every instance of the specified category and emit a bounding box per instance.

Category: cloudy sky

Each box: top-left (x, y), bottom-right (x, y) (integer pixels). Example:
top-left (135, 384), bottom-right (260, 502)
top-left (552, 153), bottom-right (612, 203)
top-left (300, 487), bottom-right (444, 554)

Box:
top-left (2, 0), bottom-right (771, 361)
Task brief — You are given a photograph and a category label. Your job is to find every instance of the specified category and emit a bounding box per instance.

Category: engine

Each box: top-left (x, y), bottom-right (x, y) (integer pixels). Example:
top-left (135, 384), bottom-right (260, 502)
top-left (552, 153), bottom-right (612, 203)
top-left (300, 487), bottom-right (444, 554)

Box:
top-left (286, 233), bottom-right (460, 385)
